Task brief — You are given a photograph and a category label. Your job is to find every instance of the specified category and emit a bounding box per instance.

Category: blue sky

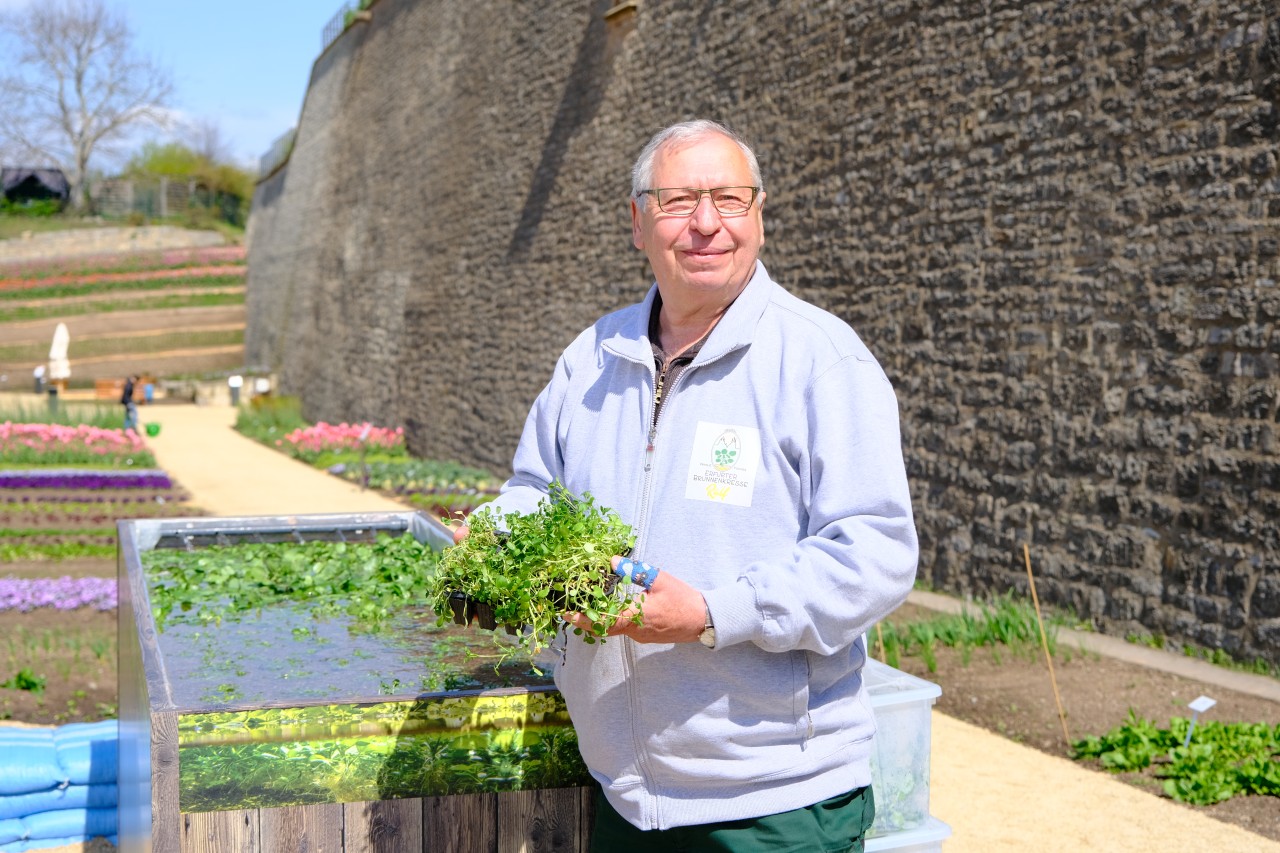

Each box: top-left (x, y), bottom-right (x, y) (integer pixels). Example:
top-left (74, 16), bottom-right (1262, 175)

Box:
top-left (0, 0), bottom-right (337, 169)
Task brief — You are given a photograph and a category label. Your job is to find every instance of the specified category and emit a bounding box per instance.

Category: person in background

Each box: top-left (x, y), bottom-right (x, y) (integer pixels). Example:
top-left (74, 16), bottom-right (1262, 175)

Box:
top-left (457, 119), bottom-right (918, 852)
top-left (121, 375), bottom-right (139, 432)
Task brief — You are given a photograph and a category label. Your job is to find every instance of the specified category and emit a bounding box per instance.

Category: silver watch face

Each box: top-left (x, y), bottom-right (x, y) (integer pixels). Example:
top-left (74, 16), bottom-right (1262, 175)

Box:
top-left (699, 627), bottom-right (716, 648)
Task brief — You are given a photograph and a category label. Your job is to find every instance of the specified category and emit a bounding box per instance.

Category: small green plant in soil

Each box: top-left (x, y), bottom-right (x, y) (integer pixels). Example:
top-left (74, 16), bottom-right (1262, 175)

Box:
top-left (1125, 630), bottom-right (1280, 679)
top-left (2, 667), bottom-right (47, 694)
top-left (337, 458), bottom-right (499, 494)
top-left (874, 592), bottom-right (1068, 672)
top-left (1072, 709), bottom-right (1280, 805)
top-left (427, 482), bottom-right (638, 658)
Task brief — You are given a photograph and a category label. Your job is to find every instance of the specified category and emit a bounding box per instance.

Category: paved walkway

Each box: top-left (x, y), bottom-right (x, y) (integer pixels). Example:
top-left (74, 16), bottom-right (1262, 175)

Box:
top-left (137, 403), bottom-right (1278, 853)
top-left (139, 403), bottom-right (407, 516)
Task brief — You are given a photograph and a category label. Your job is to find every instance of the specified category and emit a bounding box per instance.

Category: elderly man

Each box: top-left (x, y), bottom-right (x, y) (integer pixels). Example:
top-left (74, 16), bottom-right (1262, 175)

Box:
top-left (463, 119), bottom-right (917, 851)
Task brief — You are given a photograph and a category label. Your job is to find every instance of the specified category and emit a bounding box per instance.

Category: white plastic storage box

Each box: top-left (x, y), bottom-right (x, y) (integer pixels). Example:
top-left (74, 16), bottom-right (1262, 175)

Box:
top-left (864, 657), bottom-right (942, 837)
top-left (867, 816), bottom-right (952, 852)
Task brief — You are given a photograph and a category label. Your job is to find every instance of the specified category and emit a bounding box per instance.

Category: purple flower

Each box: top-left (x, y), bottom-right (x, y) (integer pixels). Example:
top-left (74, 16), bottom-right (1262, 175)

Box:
top-left (0, 576), bottom-right (118, 611)
top-left (0, 468), bottom-right (172, 490)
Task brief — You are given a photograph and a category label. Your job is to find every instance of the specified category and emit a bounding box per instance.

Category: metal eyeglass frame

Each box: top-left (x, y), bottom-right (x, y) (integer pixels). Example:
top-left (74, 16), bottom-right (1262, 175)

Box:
top-left (638, 186), bottom-right (761, 216)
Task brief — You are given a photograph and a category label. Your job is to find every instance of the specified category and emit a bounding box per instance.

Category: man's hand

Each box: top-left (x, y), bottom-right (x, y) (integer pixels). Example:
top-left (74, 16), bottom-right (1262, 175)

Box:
top-left (563, 555), bottom-right (708, 644)
top-left (451, 524), bottom-right (469, 545)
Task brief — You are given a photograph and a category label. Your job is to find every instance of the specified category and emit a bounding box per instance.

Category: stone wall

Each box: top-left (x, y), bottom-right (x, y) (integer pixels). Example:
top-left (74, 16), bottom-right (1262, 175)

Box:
top-left (245, 0), bottom-right (1280, 664)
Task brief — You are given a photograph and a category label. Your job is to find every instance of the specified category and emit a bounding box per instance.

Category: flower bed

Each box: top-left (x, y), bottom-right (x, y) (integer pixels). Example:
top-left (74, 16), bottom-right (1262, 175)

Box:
top-left (276, 421), bottom-right (406, 463)
top-left (328, 459), bottom-right (499, 519)
top-left (0, 422), bottom-right (155, 468)
top-left (0, 576), bottom-right (118, 611)
top-left (236, 399), bottom-right (500, 518)
top-left (0, 417), bottom-right (199, 727)
top-left (0, 492), bottom-right (189, 506)
top-left (0, 469), bottom-right (173, 490)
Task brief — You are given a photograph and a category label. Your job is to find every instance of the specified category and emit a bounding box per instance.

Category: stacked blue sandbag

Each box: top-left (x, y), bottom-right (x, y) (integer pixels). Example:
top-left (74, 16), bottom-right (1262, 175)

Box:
top-left (0, 721), bottom-right (118, 852)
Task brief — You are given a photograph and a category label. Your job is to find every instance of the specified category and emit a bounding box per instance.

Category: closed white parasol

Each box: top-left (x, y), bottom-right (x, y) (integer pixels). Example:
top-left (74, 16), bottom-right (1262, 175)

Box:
top-left (48, 322), bottom-right (71, 382)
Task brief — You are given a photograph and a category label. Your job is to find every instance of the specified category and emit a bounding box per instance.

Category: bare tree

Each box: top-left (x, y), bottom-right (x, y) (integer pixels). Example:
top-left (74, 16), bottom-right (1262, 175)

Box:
top-left (184, 117), bottom-right (233, 166)
top-left (0, 0), bottom-right (173, 210)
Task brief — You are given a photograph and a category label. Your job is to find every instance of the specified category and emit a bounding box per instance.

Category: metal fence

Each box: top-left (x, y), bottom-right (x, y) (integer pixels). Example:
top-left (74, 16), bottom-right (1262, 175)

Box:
top-left (257, 128), bottom-right (296, 181)
top-left (322, 3), bottom-right (353, 52)
top-left (263, 0), bottom-right (373, 184)
top-left (87, 178), bottom-right (245, 225)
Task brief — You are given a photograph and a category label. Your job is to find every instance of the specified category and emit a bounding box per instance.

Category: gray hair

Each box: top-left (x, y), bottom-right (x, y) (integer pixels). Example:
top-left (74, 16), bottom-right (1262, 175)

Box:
top-left (630, 120), bottom-right (763, 205)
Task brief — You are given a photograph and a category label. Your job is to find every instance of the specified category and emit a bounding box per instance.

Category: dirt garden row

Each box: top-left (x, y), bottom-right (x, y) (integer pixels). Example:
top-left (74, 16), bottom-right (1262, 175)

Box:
top-left (0, 234), bottom-right (246, 390)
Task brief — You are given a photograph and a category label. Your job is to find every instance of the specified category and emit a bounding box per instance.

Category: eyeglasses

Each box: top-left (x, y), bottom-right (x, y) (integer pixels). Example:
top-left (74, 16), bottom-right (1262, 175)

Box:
top-left (639, 186), bottom-right (760, 216)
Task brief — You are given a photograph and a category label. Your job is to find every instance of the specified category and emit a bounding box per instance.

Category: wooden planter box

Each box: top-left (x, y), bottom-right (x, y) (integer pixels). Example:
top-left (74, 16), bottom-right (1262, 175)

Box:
top-left (117, 511), bottom-right (596, 853)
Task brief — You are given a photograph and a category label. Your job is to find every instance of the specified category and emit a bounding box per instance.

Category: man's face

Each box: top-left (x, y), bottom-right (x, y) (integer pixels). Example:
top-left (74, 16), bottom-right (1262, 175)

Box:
top-left (631, 133), bottom-right (765, 302)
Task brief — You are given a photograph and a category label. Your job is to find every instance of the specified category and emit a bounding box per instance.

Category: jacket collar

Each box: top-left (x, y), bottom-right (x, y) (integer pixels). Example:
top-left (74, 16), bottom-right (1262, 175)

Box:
top-left (603, 260), bottom-right (773, 366)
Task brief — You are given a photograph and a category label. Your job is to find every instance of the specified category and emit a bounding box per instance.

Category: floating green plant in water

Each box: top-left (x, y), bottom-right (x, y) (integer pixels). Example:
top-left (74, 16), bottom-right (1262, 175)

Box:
top-left (142, 532), bottom-right (437, 634)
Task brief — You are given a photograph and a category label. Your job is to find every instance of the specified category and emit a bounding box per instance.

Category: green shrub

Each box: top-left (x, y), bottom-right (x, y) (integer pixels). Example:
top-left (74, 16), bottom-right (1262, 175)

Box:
top-left (0, 197), bottom-right (63, 217)
top-left (234, 395), bottom-right (308, 445)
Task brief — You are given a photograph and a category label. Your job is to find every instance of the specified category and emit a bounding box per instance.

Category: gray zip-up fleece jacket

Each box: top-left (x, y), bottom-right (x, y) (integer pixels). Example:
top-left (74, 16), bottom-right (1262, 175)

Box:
top-left (487, 261), bottom-right (918, 831)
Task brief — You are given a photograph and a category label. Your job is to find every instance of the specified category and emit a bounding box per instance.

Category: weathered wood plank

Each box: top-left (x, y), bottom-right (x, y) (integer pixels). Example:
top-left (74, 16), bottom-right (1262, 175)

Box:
top-left (181, 809), bottom-right (258, 853)
top-left (424, 793), bottom-right (496, 853)
top-left (344, 798), bottom-right (424, 853)
top-left (576, 786), bottom-right (597, 848)
top-left (260, 803), bottom-right (344, 852)
top-left (151, 711), bottom-right (181, 853)
top-left (498, 788), bottom-right (585, 853)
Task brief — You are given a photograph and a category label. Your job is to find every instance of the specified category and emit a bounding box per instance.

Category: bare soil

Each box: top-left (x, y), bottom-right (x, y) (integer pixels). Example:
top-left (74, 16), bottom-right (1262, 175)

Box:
top-left (0, 598), bottom-right (117, 725)
top-left (0, 305), bottom-right (246, 344)
top-left (883, 602), bottom-right (1280, 844)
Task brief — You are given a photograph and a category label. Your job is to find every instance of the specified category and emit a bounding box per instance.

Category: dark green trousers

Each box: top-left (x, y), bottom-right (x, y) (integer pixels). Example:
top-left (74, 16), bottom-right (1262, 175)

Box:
top-left (590, 786), bottom-right (875, 853)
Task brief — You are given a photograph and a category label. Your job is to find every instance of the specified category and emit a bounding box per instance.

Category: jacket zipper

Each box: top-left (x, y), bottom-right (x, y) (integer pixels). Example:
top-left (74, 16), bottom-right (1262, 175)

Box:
top-left (636, 358), bottom-right (680, 545)
top-left (626, 344), bottom-right (737, 828)
top-left (644, 363), bottom-right (669, 473)
top-left (628, 357), bottom-right (679, 829)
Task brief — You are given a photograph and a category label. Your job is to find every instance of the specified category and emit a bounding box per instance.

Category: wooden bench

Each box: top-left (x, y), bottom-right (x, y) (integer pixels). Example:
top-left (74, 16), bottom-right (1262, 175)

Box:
top-left (95, 376), bottom-right (154, 402)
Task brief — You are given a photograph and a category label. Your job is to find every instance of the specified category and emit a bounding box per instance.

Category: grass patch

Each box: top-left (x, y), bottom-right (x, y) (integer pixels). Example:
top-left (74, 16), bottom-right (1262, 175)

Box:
top-left (234, 395), bottom-right (309, 447)
top-left (0, 399), bottom-right (123, 428)
top-left (0, 527), bottom-right (116, 538)
top-left (0, 541), bottom-right (117, 561)
top-left (0, 328), bottom-right (243, 363)
top-left (0, 273), bottom-right (244, 302)
top-left (0, 215), bottom-right (112, 241)
top-left (0, 289), bottom-right (244, 324)
top-left (1125, 631), bottom-right (1280, 679)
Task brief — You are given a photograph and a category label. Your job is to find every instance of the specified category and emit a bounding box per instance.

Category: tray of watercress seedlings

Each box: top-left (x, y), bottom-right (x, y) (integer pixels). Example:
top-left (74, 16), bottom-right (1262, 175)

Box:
top-left (427, 482), bottom-right (640, 654)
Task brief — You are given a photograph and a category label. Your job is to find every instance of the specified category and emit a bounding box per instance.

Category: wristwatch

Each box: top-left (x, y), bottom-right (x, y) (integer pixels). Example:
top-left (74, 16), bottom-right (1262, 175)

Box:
top-left (698, 602), bottom-right (716, 648)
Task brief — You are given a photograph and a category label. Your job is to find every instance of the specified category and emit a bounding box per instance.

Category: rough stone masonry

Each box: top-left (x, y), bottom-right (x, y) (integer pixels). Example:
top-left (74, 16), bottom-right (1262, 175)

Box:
top-left (245, 0), bottom-right (1280, 664)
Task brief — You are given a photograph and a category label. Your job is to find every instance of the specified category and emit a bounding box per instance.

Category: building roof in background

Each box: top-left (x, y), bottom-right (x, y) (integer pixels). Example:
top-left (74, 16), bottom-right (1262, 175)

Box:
top-left (1, 167), bottom-right (70, 201)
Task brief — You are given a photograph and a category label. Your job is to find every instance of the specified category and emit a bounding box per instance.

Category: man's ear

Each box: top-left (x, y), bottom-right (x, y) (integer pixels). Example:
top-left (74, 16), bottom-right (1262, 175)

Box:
top-left (631, 197), bottom-right (645, 250)
top-left (757, 190), bottom-right (766, 247)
